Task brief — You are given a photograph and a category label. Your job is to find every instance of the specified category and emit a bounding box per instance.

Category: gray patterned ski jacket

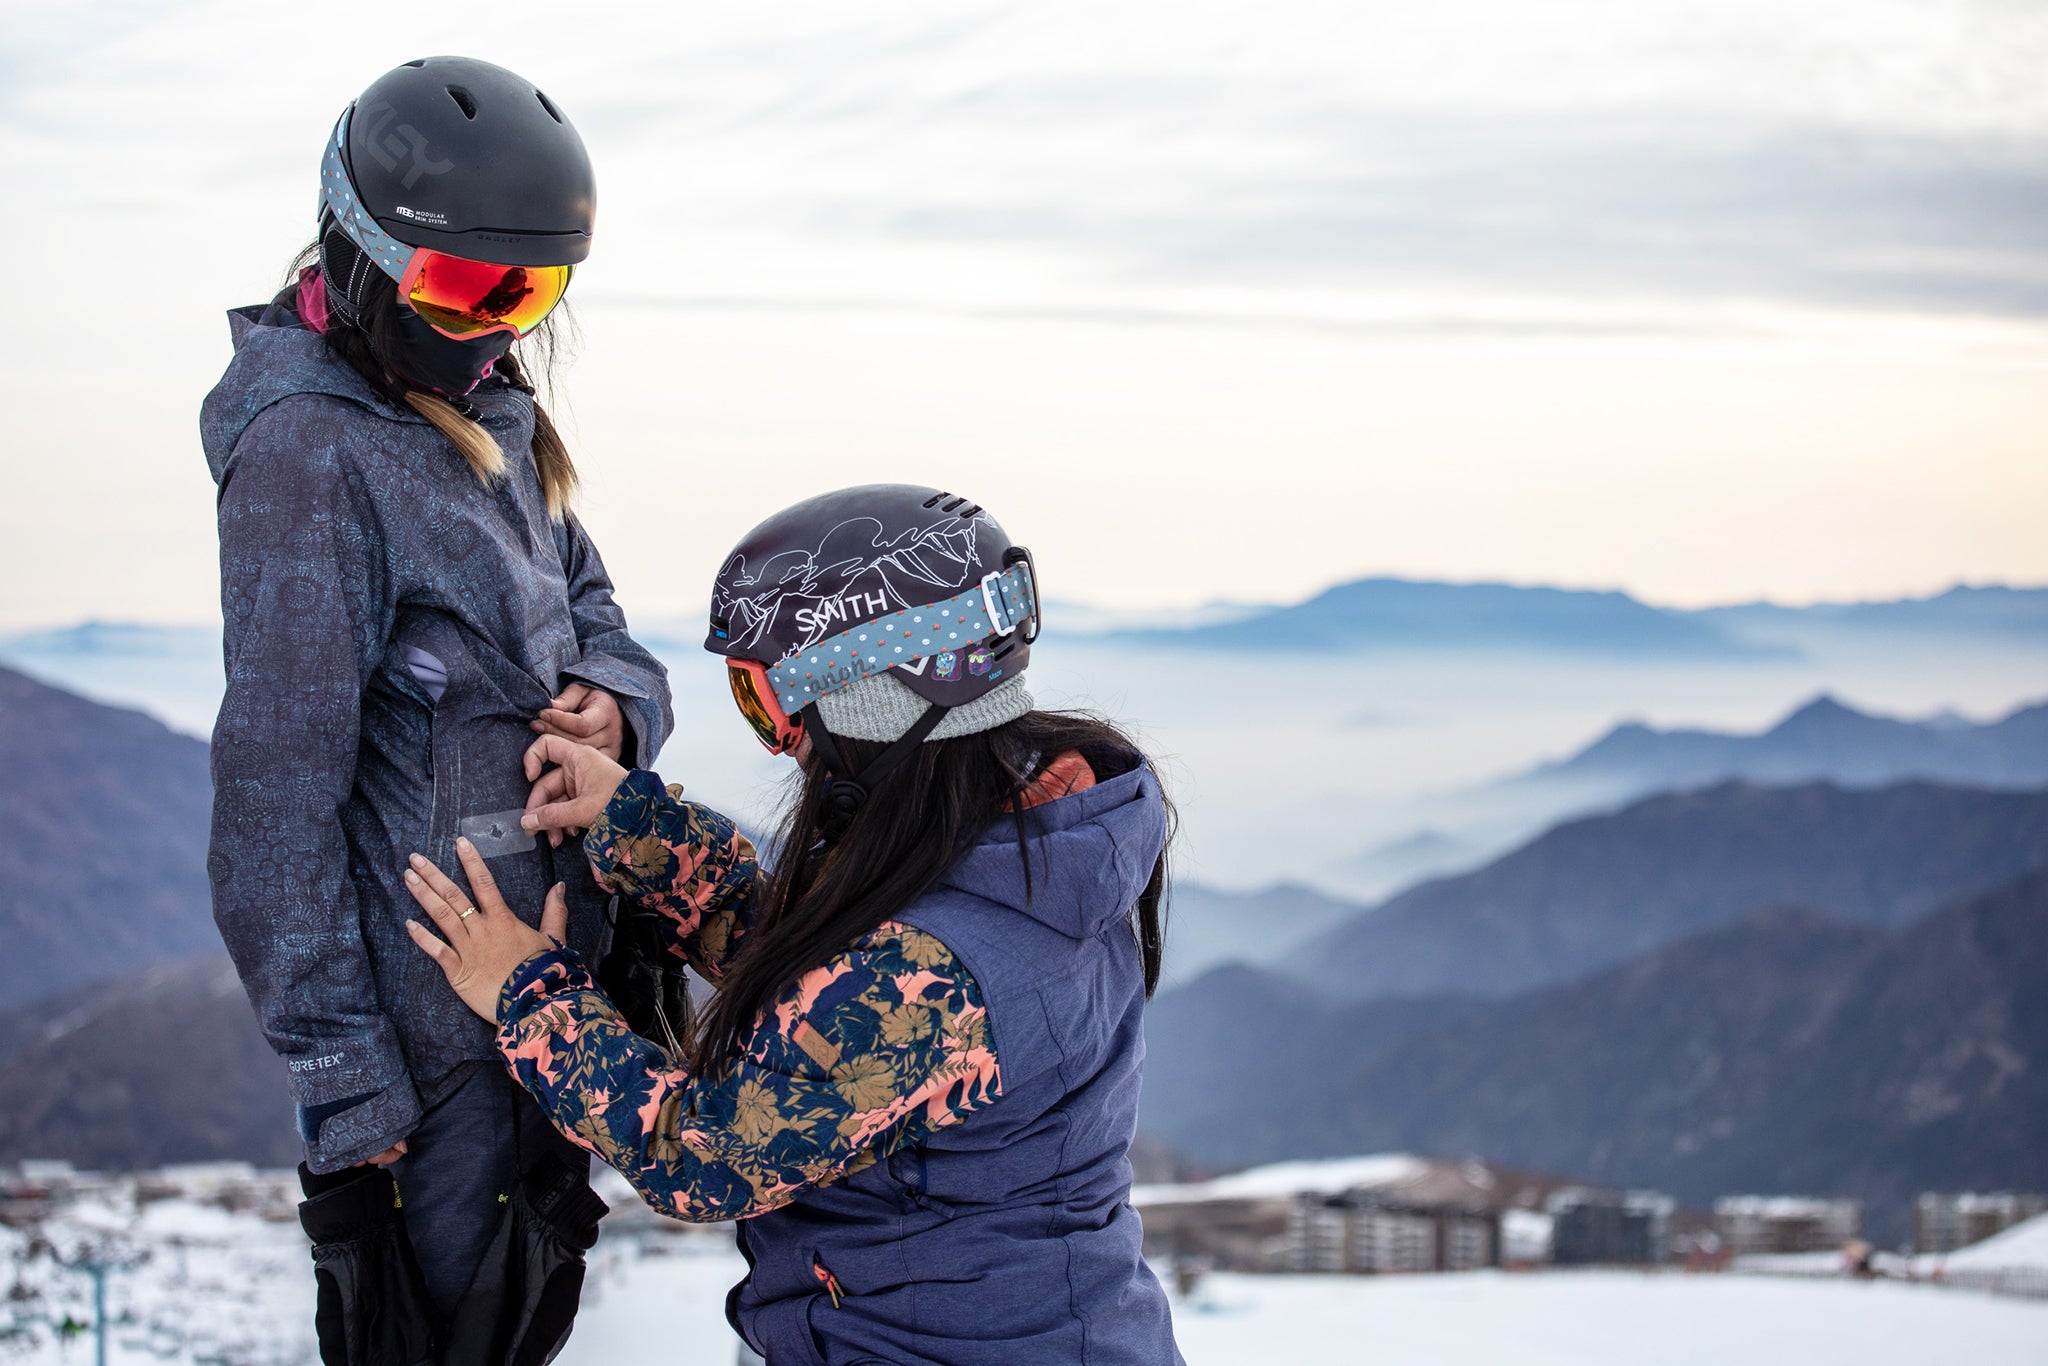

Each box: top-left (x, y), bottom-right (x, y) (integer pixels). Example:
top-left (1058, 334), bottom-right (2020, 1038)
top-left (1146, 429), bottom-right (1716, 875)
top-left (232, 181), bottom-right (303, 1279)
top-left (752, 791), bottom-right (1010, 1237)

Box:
top-left (200, 296), bottom-right (673, 1172)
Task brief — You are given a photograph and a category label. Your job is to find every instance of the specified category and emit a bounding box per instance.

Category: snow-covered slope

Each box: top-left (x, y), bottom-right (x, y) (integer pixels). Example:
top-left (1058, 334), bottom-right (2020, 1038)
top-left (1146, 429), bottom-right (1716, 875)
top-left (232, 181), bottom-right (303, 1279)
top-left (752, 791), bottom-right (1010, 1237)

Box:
top-left (569, 1249), bottom-right (2048, 1366)
top-left (1132, 1152), bottom-right (1426, 1206)
top-left (1944, 1212), bottom-right (2048, 1272)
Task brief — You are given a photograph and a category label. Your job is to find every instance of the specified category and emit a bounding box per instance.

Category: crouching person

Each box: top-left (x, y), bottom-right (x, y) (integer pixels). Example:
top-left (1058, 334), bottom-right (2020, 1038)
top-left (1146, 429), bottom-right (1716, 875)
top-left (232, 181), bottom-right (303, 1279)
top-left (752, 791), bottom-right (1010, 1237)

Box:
top-left (404, 486), bottom-right (1185, 1363)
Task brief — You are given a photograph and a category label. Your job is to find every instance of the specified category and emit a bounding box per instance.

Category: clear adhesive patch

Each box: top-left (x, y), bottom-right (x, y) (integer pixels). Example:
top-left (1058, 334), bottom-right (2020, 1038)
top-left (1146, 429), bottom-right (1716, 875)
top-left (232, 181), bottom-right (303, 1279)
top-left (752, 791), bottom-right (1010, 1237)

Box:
top-left (457, 809), bottom-right (536, 858)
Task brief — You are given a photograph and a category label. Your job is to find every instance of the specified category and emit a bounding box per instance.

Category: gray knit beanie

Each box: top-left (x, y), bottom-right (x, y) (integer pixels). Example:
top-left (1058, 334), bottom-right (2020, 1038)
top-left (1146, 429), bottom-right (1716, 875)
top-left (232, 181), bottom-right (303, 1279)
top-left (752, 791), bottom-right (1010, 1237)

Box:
top-left (816, 671), bottom-right (1034, 743)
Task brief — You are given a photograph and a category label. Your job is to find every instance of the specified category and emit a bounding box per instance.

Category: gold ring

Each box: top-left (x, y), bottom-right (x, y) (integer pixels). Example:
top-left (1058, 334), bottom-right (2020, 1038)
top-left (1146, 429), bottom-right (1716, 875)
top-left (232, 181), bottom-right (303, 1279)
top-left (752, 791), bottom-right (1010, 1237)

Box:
top-left (458, 907), bottom-right (479, 920)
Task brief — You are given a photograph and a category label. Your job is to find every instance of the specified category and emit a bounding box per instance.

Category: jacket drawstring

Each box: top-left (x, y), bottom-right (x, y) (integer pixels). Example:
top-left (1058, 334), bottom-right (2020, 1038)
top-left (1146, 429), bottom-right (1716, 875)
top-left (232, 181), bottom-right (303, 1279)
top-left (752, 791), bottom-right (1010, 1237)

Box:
top-left (812, 1258), bottom-right (843, 1309)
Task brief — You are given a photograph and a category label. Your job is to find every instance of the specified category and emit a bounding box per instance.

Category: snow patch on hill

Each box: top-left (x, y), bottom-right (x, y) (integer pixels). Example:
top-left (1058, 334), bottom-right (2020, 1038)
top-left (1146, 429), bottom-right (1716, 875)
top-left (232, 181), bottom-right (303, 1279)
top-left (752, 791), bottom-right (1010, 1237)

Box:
top-left (1133, 1153), bottom-right (1427, 1205)
top-left (1944, 1212), bottom-right (2048, 1272)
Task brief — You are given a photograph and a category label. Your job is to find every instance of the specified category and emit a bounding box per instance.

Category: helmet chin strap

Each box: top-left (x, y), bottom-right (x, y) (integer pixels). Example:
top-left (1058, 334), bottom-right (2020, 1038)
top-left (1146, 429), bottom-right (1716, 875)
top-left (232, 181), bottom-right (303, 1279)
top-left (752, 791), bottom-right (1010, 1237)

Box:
top-left (799, 701), bottom-right (951, 843)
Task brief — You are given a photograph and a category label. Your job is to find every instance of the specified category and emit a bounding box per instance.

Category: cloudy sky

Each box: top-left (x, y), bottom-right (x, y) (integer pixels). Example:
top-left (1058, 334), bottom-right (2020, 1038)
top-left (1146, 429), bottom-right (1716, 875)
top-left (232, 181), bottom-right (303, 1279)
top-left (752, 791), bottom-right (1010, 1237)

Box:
top-left (2, 0), bottom-right (2044, 629)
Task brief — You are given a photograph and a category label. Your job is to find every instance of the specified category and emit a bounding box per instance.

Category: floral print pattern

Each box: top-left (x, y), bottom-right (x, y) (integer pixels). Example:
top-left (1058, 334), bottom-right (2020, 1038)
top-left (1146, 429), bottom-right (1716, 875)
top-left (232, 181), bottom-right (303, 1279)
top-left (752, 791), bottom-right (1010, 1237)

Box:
top-left (493, 771), bottom-right (1003, 1222)
top-left (581, 769), bottom-right (758, 981)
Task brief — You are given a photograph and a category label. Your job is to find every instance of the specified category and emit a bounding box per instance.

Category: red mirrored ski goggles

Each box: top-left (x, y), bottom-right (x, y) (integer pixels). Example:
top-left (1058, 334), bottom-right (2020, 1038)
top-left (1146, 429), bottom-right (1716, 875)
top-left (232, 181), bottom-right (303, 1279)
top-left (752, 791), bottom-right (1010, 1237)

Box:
top-left (727, 659), bottom-right (805, 755)
top-left (398, 250), bottom-right (572, 341)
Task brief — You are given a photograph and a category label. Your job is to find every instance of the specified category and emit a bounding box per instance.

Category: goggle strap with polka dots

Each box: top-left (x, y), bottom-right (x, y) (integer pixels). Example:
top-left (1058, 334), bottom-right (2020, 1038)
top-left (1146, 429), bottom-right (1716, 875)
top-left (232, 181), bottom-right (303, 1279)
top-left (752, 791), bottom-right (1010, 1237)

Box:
top-left (761, 561), bottom-right (1040, 717)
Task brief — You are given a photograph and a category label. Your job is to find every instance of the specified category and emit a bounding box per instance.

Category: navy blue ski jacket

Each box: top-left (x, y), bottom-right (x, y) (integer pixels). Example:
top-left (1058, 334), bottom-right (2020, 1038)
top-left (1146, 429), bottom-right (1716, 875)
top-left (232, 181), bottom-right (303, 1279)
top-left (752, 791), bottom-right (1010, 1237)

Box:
top-left (200, 296), bottom-right (672, 1172)
top-left (735, 760), bottom-right (1183, 1363)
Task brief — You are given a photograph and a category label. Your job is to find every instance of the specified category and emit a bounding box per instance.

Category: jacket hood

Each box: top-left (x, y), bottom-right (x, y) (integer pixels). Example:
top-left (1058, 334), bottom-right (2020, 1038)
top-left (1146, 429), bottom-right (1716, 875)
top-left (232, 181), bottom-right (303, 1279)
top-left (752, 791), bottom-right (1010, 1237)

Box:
top-left (199, 300), bottom-right (427, 485)
top-left (940, 765), bottom-right (1167, 941)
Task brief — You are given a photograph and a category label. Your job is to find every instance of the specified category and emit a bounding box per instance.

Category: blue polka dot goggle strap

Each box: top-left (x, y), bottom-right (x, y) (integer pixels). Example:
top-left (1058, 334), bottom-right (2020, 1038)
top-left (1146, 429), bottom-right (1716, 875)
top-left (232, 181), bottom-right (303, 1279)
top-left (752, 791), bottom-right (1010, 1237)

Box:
top-left (319, 111), bottom-right (421, 285)
top-left (765, 563), bottom-right (1039, 713)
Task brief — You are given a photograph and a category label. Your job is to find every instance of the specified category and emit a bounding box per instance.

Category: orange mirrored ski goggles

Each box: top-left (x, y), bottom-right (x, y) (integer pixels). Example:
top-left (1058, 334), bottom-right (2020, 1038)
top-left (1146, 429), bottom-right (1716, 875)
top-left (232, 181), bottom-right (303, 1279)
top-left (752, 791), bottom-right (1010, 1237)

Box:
top-left (397, 251), bottom-right (573, 340)
top-left (727, 659), bottom-right (806, 755)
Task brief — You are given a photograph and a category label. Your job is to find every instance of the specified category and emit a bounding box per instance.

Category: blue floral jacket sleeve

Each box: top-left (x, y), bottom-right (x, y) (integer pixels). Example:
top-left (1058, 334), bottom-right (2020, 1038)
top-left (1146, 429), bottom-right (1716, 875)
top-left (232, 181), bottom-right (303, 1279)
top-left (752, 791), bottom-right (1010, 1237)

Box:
top-left (580, 768), bottom-right (759, 980)
top-left (495, 924), bottom-right (1002, 1222)
top-left (496, 774), bottom-right (1003, 1221)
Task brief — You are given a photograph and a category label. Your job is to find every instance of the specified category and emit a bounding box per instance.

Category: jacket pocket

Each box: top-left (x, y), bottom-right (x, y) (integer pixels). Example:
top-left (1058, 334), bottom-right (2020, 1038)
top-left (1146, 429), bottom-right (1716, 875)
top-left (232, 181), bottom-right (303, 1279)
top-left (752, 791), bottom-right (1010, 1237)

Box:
top-left (886, 1145), bottom-right (934, 1211)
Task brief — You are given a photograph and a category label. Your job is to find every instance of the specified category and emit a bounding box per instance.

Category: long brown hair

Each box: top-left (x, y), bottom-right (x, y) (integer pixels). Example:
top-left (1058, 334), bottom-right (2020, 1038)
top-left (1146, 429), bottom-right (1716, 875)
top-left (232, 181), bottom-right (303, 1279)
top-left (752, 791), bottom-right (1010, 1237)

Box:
top-left (282, 244), bottom-right (579, 519)
top-left (687, 709), bottom-right (1173, 1078)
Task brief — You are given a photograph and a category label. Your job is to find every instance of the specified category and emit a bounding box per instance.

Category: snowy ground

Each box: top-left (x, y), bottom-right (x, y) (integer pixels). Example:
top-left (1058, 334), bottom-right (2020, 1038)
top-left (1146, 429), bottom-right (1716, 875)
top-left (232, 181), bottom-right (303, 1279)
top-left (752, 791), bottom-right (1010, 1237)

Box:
top-left (4, 1182), bottom-right (2043, 1365)
top-left (568, 1249), bottom-right (2048, 1366)
top-left (1946, 1212), bottom-right (2048, 1272)
top-left (1167, 1269), bottom-right (2048, 1365)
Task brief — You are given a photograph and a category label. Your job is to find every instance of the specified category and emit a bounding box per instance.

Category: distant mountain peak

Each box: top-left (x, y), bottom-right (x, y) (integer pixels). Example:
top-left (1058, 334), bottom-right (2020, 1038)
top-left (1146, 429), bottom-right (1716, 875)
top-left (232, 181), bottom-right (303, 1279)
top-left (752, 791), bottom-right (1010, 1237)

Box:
top-left (1766, 693), bottom-right (1873, 733)
top-left (1513, 691), bottom-right (2048, 797)
top-left (1108, 575), bottom-right (1781, 659)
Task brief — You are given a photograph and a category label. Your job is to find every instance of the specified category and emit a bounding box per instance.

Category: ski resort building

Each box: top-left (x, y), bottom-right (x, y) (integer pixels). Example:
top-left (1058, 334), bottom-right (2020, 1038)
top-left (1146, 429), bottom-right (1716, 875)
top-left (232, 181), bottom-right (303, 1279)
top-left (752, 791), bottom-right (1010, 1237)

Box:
top-left (1547, 1189), bottom-right (1673, 1266)
top-left (1287, 1190), bottom-right (1501, 1274)
top-left (1714, 1195), bottom-right (1862, 1256)
top-left (1135, 1155), bottom-right (1568, 1275)
top-left (1913, 1193), bottom-right (2048, 1256)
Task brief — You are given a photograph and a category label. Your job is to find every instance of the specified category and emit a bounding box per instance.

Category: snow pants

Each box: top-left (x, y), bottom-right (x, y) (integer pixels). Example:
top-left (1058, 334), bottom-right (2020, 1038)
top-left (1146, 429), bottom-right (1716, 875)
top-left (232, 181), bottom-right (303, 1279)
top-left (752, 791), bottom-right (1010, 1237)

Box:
top-left (299, 1061), bottom-right (607, 1366)
top-left (393, 1061), bottom-right (593, 1317)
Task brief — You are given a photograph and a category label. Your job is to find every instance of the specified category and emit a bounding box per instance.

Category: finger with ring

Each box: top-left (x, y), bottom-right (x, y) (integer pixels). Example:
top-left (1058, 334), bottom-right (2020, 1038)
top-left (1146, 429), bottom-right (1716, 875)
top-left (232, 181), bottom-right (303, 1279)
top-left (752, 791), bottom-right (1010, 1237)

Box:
top-left (406, 853), bottom-right (479, 930)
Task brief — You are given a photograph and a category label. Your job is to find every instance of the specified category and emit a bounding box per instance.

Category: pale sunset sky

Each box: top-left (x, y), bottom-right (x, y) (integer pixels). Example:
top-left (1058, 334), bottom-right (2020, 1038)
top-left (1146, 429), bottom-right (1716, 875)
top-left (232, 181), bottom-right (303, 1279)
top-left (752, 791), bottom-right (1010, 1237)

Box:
top-left (2, 0), bottom-right (2044, 629)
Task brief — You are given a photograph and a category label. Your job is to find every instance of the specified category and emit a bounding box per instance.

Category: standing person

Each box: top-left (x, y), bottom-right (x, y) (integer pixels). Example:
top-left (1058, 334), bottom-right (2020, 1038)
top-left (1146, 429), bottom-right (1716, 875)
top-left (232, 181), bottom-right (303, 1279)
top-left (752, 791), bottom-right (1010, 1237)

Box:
top-left (200, 56), bottom-right (673, 1363)
top-left (403, 485), bottom-right (1185, 1364)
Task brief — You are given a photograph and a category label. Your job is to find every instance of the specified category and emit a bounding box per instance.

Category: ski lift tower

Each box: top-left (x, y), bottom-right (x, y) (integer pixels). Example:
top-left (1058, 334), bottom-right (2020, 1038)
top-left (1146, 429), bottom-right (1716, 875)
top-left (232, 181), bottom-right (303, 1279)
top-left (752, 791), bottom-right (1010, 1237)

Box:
top-left (55, 1240), bottom-right (144, 1366)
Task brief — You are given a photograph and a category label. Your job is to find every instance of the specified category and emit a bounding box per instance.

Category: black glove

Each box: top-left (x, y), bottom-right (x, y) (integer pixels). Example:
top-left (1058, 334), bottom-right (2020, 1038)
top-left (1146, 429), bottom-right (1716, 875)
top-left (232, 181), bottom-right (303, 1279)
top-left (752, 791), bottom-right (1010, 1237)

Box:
top-left (298, 1163), bottom-right (439, 1366)
top-left (595, 904), bottom-right (693, 1057)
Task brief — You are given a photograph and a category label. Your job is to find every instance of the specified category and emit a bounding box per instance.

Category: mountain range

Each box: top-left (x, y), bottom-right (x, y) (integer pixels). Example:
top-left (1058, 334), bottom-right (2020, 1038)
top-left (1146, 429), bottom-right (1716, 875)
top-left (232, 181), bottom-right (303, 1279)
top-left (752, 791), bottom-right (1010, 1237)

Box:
top-left (1107, 577), bottom-right (1778, 657)
top-left (0, 956), bottom-right (296, 1170)
top-left (1141, 868), bottom-right (2048, 1243)
top-left (10, 581), bottom-right (2041, 740)
top-left (1099, 578), bottom-right (2048, 657)
top-left (1155, 881), bottom-right (1365, 985)
top-left (1699, 584), bottom-right (2048, 639)
top-left (0, 666), bottom-right (221, 1008)
top-left (1510, 693), bottom-right (2048, 801)
top-left (1282, 778), bottom-right (2048, 1004)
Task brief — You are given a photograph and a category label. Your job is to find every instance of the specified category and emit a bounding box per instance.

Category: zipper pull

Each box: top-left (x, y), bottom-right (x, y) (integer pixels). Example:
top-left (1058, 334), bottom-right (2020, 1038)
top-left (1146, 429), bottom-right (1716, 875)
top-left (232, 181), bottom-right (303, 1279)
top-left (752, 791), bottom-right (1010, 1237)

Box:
top-left (812, 1258), bottom-right (844, 1309)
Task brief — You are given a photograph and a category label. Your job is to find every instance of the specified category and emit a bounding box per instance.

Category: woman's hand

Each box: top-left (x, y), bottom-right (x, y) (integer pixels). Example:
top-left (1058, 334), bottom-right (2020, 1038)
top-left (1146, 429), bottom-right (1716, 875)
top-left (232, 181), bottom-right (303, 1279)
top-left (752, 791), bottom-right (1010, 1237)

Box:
top-left (532, 683), bottom-right (627, 761)
top-left (403, 839), bottom-right (567, 1022)
top-left (356, 1140), bottom-right (408, 1167)
top-left (521, 733), bottom-right (630, 849)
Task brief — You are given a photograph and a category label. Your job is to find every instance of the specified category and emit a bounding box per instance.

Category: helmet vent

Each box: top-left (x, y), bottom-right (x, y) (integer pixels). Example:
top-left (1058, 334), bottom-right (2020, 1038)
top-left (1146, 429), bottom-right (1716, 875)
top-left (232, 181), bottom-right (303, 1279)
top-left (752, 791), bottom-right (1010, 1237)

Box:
top-left (402, 58), bottom-right (426, 68)
top-left (921, 492), bottom-right (949, 509)
top-left (956, 504), bottom-right (982, 519)
top-left (940, 497), bottom-right (966, 512)
top-left (536, 90), bottom-right (565, 123)
top-left (447, 86), bottom-right (478, 119)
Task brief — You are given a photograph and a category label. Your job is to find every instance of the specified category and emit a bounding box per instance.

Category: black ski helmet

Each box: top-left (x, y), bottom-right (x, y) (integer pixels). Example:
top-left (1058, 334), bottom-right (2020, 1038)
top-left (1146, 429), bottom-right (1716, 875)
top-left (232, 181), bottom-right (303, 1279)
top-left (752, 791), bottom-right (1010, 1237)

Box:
top-left (707, 484), bottom-right (1040, 712)
top-left (330, 56), bottom-right (594, 267)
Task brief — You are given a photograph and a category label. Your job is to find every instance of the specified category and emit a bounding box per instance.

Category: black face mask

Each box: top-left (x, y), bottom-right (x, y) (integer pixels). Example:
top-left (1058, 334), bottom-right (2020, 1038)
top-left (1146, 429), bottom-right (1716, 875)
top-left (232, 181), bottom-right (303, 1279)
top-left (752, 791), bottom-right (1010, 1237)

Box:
top-left (384, 307), bottom-right (516, 398)
top-left (318, 213), bottom-right (515, 399)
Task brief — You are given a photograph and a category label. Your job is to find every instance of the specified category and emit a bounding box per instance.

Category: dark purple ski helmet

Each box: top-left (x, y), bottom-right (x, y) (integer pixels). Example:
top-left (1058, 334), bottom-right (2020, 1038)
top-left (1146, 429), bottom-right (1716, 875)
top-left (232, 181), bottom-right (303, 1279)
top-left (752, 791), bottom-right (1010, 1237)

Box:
top-left (706, 484), bottom-right (1040, 712)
